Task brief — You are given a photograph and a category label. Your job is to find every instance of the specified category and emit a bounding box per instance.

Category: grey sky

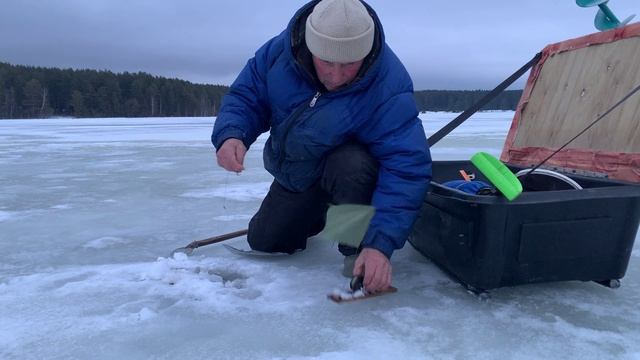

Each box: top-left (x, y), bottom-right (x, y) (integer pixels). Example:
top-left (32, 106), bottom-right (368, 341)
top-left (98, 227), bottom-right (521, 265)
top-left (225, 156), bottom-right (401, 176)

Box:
top-left (1, 0), bottom-right (637, 90)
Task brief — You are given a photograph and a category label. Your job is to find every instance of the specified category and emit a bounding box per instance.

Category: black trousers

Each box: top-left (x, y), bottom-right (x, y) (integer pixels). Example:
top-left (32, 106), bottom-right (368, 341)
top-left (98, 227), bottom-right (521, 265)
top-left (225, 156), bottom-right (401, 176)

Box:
top-left (247, 142), bottom-right (378, 256)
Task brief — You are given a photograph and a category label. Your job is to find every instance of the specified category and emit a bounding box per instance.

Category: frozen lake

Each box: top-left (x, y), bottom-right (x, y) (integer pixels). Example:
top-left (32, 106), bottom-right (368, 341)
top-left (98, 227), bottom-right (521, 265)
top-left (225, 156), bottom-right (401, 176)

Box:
top-left (1, 112), bottom-right (639, 359)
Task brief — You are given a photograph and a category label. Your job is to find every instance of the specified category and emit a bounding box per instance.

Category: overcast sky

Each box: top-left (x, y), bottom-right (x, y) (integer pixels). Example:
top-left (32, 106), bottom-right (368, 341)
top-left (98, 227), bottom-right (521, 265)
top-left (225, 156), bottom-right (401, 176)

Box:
top-left (1, 0), bottom-right (637, 90)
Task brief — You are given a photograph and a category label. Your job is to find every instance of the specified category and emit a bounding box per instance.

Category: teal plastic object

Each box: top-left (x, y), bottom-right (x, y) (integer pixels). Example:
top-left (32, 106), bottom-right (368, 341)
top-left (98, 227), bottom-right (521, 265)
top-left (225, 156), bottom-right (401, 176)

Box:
top-left (471, 152), bottom-right (523, 201)
top-left (576, 0), bottom-right (607, 6)
top-left (595, 10), bottom-right (635, 31)
top-left (576, 0), bottom-right (636, 31)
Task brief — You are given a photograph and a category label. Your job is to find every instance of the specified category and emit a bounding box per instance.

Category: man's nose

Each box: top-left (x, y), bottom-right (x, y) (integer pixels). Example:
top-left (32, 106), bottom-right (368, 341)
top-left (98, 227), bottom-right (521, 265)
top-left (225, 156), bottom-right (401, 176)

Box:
top-left (329, 65), bottom-right (344, 81)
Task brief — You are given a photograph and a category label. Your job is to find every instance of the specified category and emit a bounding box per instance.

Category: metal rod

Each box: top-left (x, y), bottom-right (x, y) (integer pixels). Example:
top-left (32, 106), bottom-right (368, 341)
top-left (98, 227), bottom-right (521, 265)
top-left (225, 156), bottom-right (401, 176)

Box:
top-left (185, 229), bottom-right (248, 250)
top-left (171, 229), bottom-right (248, 256)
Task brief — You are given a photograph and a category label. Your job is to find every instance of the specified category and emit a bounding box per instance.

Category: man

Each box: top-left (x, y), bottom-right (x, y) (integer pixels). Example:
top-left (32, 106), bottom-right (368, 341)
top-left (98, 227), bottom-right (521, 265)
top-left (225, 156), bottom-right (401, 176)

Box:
top-left (212, 0), bottom-right (432, 292)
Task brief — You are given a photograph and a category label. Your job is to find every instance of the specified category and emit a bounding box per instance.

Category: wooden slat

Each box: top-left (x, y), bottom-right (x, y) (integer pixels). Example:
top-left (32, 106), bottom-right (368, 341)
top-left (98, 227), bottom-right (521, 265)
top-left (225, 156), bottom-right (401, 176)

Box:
top-left (513, 36), bottom-right (640, 153)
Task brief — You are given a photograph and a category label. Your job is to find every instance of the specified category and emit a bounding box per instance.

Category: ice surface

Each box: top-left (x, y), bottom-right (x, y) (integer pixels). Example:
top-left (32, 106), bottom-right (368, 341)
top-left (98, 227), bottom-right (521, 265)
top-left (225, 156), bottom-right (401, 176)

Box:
top-left (182, 181), bottom-right (271, 202)
top-left (1, 113), bottom-right (639, 360)
top-left (83, 236), bottom-right (132, 249)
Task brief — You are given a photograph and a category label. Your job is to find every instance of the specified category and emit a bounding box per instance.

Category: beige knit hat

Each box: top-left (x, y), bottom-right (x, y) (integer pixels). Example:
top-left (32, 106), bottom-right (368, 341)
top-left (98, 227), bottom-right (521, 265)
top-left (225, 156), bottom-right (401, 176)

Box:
top-left (305, 0), bottom-right (375, 63)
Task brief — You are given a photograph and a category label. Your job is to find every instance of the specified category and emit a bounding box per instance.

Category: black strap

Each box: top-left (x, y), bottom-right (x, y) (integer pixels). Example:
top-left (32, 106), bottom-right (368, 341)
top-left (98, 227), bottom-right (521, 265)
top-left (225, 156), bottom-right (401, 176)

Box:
top-left (427, 52), bottom-right (543, 146)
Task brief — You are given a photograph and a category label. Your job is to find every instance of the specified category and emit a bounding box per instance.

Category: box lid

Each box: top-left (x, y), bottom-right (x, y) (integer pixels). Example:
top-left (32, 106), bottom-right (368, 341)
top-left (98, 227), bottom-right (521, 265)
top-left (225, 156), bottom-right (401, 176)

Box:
top-left (501, 23), bottom-right (640, 183)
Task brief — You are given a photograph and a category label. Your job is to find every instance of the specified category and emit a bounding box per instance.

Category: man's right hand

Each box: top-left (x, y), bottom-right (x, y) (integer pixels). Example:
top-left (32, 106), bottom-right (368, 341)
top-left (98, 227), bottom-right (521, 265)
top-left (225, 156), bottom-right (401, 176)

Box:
top-left (216, 138), bottom-right (246, 173)
top-left (353, 248), bottom-right (392, 293)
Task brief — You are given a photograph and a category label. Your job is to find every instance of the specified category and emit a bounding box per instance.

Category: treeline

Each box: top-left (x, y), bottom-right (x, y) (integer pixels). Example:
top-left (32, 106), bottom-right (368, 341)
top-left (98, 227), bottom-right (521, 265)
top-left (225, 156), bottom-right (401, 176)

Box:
top-left (0, 62), bottom-right (227, 119)
top-left (0, 62), bottom-right (523, 119)
top-left (414, 89), bottom-right (522, 112)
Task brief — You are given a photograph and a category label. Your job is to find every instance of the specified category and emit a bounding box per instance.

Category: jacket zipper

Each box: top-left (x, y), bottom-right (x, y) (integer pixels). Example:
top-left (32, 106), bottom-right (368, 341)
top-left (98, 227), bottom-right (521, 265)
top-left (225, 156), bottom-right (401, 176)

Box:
top-left (277, 91), bottom-right (322, 170)
top-left (309, 91), bottom-right (321, 107)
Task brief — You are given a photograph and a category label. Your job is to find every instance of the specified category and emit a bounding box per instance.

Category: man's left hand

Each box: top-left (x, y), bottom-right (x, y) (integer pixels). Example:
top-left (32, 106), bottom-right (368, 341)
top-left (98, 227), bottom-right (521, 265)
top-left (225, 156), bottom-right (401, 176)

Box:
top-left (353, 248), bottom-right (392, 293)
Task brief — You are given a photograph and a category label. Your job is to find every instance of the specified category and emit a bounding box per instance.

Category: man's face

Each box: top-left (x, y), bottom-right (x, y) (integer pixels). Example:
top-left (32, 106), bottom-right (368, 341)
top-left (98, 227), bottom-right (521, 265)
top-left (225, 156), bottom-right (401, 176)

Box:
top-left (312, 55), bottom-right (364, 91)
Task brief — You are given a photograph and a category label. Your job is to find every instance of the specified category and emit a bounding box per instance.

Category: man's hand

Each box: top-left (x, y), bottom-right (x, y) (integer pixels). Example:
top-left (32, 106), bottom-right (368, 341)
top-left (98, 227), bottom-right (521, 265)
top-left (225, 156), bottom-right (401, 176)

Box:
top-left (353, 248), bottom-right (392, 293)
top-left (217, 138), bottom-right (246, 173)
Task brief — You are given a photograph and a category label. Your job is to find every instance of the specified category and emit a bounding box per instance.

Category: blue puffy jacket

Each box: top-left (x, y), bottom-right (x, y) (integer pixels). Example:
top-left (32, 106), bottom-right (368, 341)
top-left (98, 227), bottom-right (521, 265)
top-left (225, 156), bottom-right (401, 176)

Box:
top-left (212, 0), bottom-right (432, 258)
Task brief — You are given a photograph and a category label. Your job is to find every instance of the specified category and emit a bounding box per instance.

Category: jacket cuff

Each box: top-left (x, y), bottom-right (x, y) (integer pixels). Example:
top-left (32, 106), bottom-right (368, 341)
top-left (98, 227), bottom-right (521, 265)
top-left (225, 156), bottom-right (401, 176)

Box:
top-left (361, 232), bottom-right (395, 259)
top-left (212, 128), bottom-right (245, 150)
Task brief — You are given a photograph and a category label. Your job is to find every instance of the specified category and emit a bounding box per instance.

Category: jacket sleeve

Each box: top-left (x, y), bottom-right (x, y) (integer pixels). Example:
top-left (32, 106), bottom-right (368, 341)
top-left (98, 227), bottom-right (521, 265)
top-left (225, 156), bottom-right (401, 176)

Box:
top-left (211, 35), bottom-right (282, 150)
top-left (356, 91), bottom-right (432, 259)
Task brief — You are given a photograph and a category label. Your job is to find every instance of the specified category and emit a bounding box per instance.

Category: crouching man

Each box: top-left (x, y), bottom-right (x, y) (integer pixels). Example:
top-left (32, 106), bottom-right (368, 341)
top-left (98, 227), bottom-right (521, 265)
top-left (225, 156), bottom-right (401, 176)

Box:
top-left (212, 0), bottom-right (432, 292)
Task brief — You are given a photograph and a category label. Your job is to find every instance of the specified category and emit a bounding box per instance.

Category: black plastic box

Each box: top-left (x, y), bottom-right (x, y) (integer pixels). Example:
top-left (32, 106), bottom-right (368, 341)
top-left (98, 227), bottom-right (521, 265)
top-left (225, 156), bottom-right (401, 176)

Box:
top-left (409, 161), bottom-right (640, 291)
